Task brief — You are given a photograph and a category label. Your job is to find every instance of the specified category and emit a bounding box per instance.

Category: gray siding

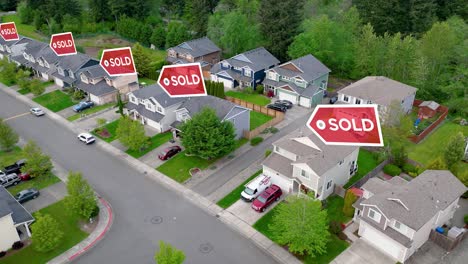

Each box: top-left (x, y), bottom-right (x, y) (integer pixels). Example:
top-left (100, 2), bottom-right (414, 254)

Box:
top-left (401, 93), bottom-right (415, 114)
top-left (226, 110), bottom-right (250, 139)
top-left (312, 73), bottom-right (329, 89)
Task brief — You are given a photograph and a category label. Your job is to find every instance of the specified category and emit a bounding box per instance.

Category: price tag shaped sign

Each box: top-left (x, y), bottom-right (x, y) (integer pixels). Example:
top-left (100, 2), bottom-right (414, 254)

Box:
top-left (0, 22), bottom-right (19, 41)
top-left (50, 32), bottom-right (77, 56)
top-left (99, 47), bottom-right (136, 76)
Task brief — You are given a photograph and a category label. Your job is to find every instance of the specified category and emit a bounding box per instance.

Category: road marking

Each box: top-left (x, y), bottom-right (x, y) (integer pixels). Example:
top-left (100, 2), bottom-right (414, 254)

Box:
top-left (3, 112), bottom-right (30, 121)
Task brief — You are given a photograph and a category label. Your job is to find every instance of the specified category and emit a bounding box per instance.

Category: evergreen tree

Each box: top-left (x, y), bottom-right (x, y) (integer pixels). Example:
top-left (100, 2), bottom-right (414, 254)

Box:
top-left (343, 190), bottom-right (358, 218)
top-left (150, 26), bottom-right (167, 49)
top-left (132, 43), bottom-right (152, 77)
top-left (184, 0), bottom-right (216, 37)
top-left (426, 156), bottom-right (447, 170)
top-left (88, 0), bottom-right (112, 22)
top-left (165, 21), bottom-right (190, 48)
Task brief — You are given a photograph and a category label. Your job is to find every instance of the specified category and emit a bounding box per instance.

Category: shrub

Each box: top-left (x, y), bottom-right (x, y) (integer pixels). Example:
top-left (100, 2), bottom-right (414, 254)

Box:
top-left (343, 190), bottom-right (358, 217)
top-left (266, 90), bottom-right (274, 98)
top-left (72, 90), bottom-right (86, 101)
top-left (408, 172), bottom-right (418, 178)
top-left (12, 241), bottom-right (24, 250)
top-left (269, 127), bottom-right (279, 133)
top-left (244, 87), bottom-right (254, 94)
top-left (250, 137), bottom-right (263, 146)
top-left (337, 232), bottom-right (348, 241)
top-left (265, 149), bottom-right (272, 157)
top-left (464, 215), bottom-right (468, 225)
top-left (0, 251), bottom-right (6, 257)
top-left (329, 221), bottom-right (342, 235)
top-left (256, 85), bottom-right (264, 94)
top-left (402, 163), bottom-right (417, 173)
top-left (383, 164), bottom-right (402, 176)
top-left (90, 205), bottom-right (100, 218)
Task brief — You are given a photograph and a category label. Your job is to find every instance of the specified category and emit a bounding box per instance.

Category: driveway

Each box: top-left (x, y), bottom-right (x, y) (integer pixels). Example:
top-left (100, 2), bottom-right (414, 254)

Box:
top-left (23, 182), bottom-right (67, 212)
top-left (57, 106), bottom-right (76, 119)
top-left (140, 140), bottom-right (183, 168)
top-left (226, 198), bottom-right (282, 225)
top-left (277, 105), bottom-right (312, 129)
top-left (406, 238), bottom-right (468, 264)
top-left (331, 239), bottom-right (395, 264)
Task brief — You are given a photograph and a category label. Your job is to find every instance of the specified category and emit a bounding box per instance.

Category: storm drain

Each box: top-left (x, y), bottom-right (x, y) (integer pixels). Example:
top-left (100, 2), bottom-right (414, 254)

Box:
top-left (199, 243), bottom-right (213, 254)
top-left (145, 216), bottom-right (163, 224)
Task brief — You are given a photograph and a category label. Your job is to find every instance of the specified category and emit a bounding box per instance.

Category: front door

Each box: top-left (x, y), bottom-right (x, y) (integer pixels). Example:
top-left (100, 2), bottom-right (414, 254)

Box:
top-left (292, 180), bottom-right (299, 193)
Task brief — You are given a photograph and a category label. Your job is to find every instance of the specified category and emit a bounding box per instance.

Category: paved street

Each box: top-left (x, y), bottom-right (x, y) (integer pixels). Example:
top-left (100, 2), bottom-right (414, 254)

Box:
top-left (0, 89), bottom-right (277, 264)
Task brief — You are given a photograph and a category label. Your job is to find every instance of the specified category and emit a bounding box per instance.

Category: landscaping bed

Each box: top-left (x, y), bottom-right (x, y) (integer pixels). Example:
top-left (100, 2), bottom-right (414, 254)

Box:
top-left (91, 119), bottom-right (120, 142)
top-left (126, 132), bottom-right (173, 159)
top-left (250, 111), bottom-right (273, 130)
top-left (67, 103), bottom-right (114, 121)
top-left (343, 149), bottom-right (380, 189)
top-left (217, 170), bottom-right (262, 209)
top-left (32, 90), bottom-right (75, 112)
top-left (226, 91), bottom-right (271, 106)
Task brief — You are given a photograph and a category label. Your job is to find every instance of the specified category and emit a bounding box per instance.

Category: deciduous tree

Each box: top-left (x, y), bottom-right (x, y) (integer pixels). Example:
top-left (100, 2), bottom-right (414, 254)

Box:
top-left (165, 21), bottom-right (190, 48)
top-left (65, 171), bottom-right (98, 220)
top-left (151, 26), bottom-right (167, 49)
top-left (116, 117), bottom-right (148, 151)
top-left (31, 213), bottom-right (64, 252)
top-left (29, 79), bottom-right (45, 96)
top-left (133, 43), bottom-right (152, 77)
top-left (22, 141), bottom-right (53, 178)
top-left (0, 118), bottom-right (18, 152)
top-left (154, 241), bottom-right (185, 264)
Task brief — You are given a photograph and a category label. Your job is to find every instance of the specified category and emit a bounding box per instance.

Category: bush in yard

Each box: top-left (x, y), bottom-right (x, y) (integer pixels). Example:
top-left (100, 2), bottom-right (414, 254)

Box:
top-left (383, 164), bottom-right (402, 176)
top-left (265, 149), bottom-right (272, 157)
top-left (0, 118), bottom-right (19, 152)
top-left (391, 145), bottom-right (407, 168)
top-left (16, 69), bottom-right (31, 90)
top-left (0, 251), bottom-right (6, 257)
top-left (427, 157), bottom-right (447, 170)
top-left (338, 232), bottom-right (348, 241)
top-left (269, 127), bottom-right (279, 133)
top-left (329, 221), bottom-right (342, 235)
top-left (12, 241), bottom-right (24, 250)
top-left (72, 90), bottom-right (86, 101)
top-left (256, 85), bottom-right (264, 94)
top-left (343, 190), bottom-right (358, 218)
top-left (29, 79), bottom-right (46, 96)
top-left (250, 137), bottom-right (263, 146)
top-left (116, 117), bottom-right (149, 152)
top-left (266, 90), bottom-right (274, 97)
top-left (444, 132), bottom-right (465, 169)
top-left (244, 87), bottom-right (254, 94)
top-left (22, 141), bottom-right (53, 178)
top-left (65, 171), bottom-right (98, 220)
top-left (154, 241), bottom-right (185, 264)
top-left (0, 58), bottom-right (17, 86)
top-left (31, 213), bottom-right (64, 252)
top-left (402, 163), bottom-right (417, 174)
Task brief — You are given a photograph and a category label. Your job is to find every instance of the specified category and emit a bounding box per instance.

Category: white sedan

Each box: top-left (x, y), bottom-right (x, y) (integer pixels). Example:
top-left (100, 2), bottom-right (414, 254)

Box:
top-left (78, 133), bottom-right (96, 145)
top-left (30, 107), bottom-right (45, 116)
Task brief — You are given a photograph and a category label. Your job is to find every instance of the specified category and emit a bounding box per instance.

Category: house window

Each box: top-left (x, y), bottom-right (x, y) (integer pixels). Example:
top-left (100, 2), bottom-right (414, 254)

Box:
top-left (233, 66), bottom-right (242, 71)
top-left (339, 160), bottom-right (344, 165)
top-left (326, 180), bottom-right (333, 190)
top-left (23, 53), bottom-right (28, 60)
top-left (394, 221), bottom-right (401, 229)
top-left (69, 70), bottom-right (74, 79)
top-left (157, 106), bottom-right (162, 113)
top-left (300, 169), bottom-right (309, 179)
top-left (244, 70), bottom-right (252, 77)
top-left (81, 75), bottom-right (87, 82)
top-left (367, 100), bottom-right (372, 104)
top-left (368, 208), bottom-right (381, 223)
top-left (356, 99), bottom-right (361, 104)
top-left (130, 96), bottom-right (137, 104)
top-left (343, 95), bottom-right (349, 102)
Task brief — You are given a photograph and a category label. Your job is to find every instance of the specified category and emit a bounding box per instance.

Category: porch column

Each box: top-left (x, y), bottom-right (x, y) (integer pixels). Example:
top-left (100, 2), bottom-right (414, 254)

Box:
top-left (24, 223), bottom-right (31, 237)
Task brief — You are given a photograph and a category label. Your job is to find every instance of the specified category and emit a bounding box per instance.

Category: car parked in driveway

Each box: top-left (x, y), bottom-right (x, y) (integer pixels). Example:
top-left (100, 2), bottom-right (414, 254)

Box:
top-left (15, 188), bottom-right (40, 203)
top-left (3, 159), bottom-right (26, 175)
top-left (241, 174), bottom-right (271, 202)
top-left (72, 101), bottom-right (94, 112)
top-left (19, 172), bottom-right (31, 181)
top-left (275, 100), bottom-right (293, 109)
top-left (0, 173), bottom-right (21, 188)
top-left (329, 96), bottom-right (338, 104)
top-left (78, 133), bottom-right (96, 144)
top-left (266, 103), bottom-right (287, 113)
top-left (30, 107), bottom-right (45, 116)
top-left (251, 184), bottom-right (282, 212)
top-left (158, 146), bottom-right (182, 160)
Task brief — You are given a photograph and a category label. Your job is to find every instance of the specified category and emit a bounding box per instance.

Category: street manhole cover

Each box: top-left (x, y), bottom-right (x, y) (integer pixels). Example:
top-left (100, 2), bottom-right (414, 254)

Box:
top-left (150, 216), bottom-right (163, 224)
top-left (199, 243), bottom-right (213, 254)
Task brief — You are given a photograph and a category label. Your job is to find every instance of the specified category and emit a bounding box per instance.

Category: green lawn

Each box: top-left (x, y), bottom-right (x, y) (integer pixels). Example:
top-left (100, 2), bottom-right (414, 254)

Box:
top-left (126, 132), bottom-right (173, 159)
top-left (138, 77), bottom-right (157, 86)
top-left (0, 146), bottom-right (23, 168)
top-left (344, 149), bottom-right (379, 188)
top-left (17, 88), bottom-right (31, 95)
top-left (67, 103), bottom-right (114, 121)
top-left (226, 91), bottom-right (271, 106)
top-left (15, 80), bottom-right (54, 95)
top-left (156, 150), bottom-right (216, 183)
top-left (325, 195), bottom-right (351, 224)
top-left (0, 200), bottom-right (89, 264)
top-left (0, 14), bottom-right (46, 41)
top-left (91, 119), bottom-right (120, 142)
top-left (7, 173), bottom-right (61, 196)
top-left (33, 90), bottom-right (75, 112)
top-left (217, 170), bottom-right (262, 209)
top-left (250, 111), bottom-right (273, 130)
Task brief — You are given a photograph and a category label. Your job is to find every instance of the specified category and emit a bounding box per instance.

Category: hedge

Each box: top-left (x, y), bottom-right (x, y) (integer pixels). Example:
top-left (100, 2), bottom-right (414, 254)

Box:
top-left (383, 164), bottom-right (402, 176)
top-left (250, 137), bottom-right (263, 146)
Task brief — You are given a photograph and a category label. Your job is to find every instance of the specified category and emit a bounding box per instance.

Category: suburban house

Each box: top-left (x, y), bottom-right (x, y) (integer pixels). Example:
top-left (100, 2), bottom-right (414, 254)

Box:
top-left (50, 53), bottom-right (99, 88)
top-left (125, 84), bottom-right (250, 139)
top-left (262, 127), bottom-right (359, 199)
top-left (8, 37), bottom-right (44, 67)
top-left (166, 37), bottom-right (221, 72)
top-left (353, 170), bottom-right (466, 263)
top-left (210, 47), bottom-right (280, 90)
top-left (0, 35), bottom-right (20, 59)
top-left (417, 101), bottom-right (439, 119)
top-left (30, 45), bottom-right (61, 81)
top-left (0, 186), bottom-right (34, 252)
top-left (263, 54), bottom-right (331, 108)
top-left (337, 76), bottom-right (417, 119)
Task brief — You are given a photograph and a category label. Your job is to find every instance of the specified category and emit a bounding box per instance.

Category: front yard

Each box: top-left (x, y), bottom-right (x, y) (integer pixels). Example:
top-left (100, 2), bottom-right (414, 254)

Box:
top-left (217, 170), bottom-right (262, 209)
top-left (0, 200), bottom-right (89, 264)
top-left (67, 103), bottom-right (114, 121)
top-left (32, 90), bottom-right (75, 112)
top-left (226, 91), bottom-right (271, 106)
top-left (91, 119), bottom-right (120, 142)
top-left (343, 149), bottom-right (380, 188)
top-left (126, 132), bottom-right (173, 159)
top-left (250, 111), bottom-right (273, 130)
top-left (138, 77), bottom-right (157, 86)
top-left (17, 80), bottom-right (54, 95)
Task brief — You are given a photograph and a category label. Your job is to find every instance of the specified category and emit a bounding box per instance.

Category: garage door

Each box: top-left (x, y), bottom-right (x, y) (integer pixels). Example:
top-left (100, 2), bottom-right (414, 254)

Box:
top-left (217, 76), bottom-right (233, 90)
top-left (278, 90), bottom-right (298, 104)
top-left (299, 96), bottom-right (311, 108)
top-left (89, 94), bottom-right (100, 105)
top-left (262, 166), bottom-right (292, 193)
top-left (54, 77), bottom-right (64, 87)
top-left (41, 73), bottom-right (49, 80)
top-left (361, 224), bottom-right (405, 261)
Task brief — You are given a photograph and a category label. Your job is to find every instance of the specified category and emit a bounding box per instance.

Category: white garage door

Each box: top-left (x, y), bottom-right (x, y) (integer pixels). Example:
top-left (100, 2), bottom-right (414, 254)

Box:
top-left (299, 96), bottom-right (311, 108)
top-left (362, 224), bottom-right (405, 261)
top-left (54, 77), bottom-right (64, 87)
top-left (262, 166), bottom-right (292, 193)
top-left (217, 76), bottom-right (233, 90)
top-left (41, 73), bottom-right (49, 80)
top-left (146, 119), bottom-right (161, 132)
top-left (89, 94), bottom-right (100, 105)
top-left (278, 90), bottom-right (298, 104)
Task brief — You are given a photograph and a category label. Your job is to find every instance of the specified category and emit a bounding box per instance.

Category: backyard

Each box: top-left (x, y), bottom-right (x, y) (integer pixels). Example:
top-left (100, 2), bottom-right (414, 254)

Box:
top-left (250, 111), bottom-right (273, 130)
top-left (91, 119), bottom-right (120, 143)
top-left (0, 199), bottom-right (89, 264)
top-left (217, 170), bottom-right (262, 209)
top-left (126, 132), bottom-right (173, 159)
top-left (67, 103), bottom-right (114, 121)
top-left (409, 107), bottom-right (441, 135)
top-left (226, 91), bottom-right (271, 106)
top-left (32, 90), bottom-right (75, 112)
top-left (343, 149), bottom-right (380, 188)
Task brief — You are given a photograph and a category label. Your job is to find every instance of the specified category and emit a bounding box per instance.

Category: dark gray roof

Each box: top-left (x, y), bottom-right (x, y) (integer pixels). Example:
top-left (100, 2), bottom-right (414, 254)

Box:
top-left (0, 186), bottom-right (34, 224)
top-left (76, 80), bottom-right (116, 96)
top-left (358, 215), bottom-right (412, 247)
top-left (37, 46), bottom-right (61, 64)
top-left (361, 170), bottom-right (467, 230)
top-left (131, 84), bottom-right (185, 108)
top-left (126, 102), bottom-right (165, 122)
top-left (225, 106), bottom-right (249, 120)
top-left (269, 54), bottom-right (330, 82)
top-left (219, 47), bottom-right (280, 72)
top-left (77, 64), bottom-right (110, 79)
top-left (25, 40), bottom-right (47, 57)
top-left (265, 79), bottom-right (321, 98)
top-left (177, 95), bottom-right (243, 120)
top-left (169, 37), bottom-right (220, 58)
top-left (209, 65), bottom-right (253, 83)
top-left (50, 71), bottom-right (74, 84)
top-left (56, 53), bottom-right (96, 72)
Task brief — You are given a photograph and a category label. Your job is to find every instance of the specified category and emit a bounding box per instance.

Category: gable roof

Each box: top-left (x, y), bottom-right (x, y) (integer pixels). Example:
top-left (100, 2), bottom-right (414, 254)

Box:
top-left (37, 46), bottom-right (61, 64)
top-left (77, 64), bottom-right (110, 79)
top-left (339, 76), bottom-right (417, 106)
top-left (271, 54), bottom-right (330, 82)
top-left (177, 95), bottom-right (245, 120)
top-left (223, 47), bottom-right (280, 72)
top-left (0, 186), bottom-right (34, 224)
top-left (169, 37), bottom-right (220, 58)
top-left (361, 170), bottom-right (466, 230)
top-left (56, 53), bottom-right (96, 72)
top-left (419, 101), bottom-right (439, 110)
top-left (131, 84), bottom-right (185, 108)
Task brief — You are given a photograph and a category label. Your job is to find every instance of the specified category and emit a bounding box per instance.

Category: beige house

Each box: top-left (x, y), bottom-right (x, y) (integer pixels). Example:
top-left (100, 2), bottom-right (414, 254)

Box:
top-left (166, 37), bottom-right (221, 71)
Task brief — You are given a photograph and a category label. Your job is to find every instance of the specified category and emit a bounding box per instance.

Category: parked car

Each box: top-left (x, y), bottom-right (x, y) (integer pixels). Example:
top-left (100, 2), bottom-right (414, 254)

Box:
top-left (18, 172), bottom-right (31, 181)
top-left (329, 96), bottom-right (338, 104)
top-left (266, 104), bottom-right (287, 113)
top-left (15, 188), bottom-right (40, 203)
top-left (251, 184), bottom-right (282, 212)
top-left (30, 107), bottom-right (45, 116)
top-left (78, 133), bottom-right (96, 144)
top-left (72, 101), bottom-right (94, 112)
top-left (3, 159), bottom-right (26, 175)
top-left (275, 100), bottom-right (293, 109)
top-left (158, 146), bottom-right (182, 160)
top-left (0, 170), bottom-right (5, 178)
top-left (0, 173), bottom-right (21, 188)
top-left (241, 174), bottom-right (272, 202)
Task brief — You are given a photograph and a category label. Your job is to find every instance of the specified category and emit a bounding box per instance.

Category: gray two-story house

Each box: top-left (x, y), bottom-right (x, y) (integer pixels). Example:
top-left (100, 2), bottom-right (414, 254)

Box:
top-left (51, 53), bottom-right (99, 88)
top-left (0, 35), bottom-right (20, 60)
top-left (263, 54), bottom-right (330, 108)
top-left (210, 47), bottom-right (280, 90)
top-left (31, 45), bottom-right (61, 81)
top-left (125, 84), bottom-right (250, 139)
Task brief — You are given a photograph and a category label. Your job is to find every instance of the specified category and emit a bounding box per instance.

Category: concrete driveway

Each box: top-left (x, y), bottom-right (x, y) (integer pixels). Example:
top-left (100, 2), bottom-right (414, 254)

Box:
top-left (277, 105), bottom-right (312, 129)
top-left (406, 238), bottom-right (468, 264)
top-left (331, 239), bottom-right (395, 264)
top-left (140, 140), bottom-right (183, 168)
top-left (23, 182), bottom-right (67, 212)
top-left (226, 198), bottom-right (282, 225)
top-left (57, 106), bottom-right (76, 119)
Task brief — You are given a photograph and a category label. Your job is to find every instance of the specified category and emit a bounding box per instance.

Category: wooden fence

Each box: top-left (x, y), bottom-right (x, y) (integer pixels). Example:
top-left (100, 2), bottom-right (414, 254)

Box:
top-left (225, 96), bottom-right (285, 139)
top-left (347, 159), bottom-right (390, 189)
top-left (429, 229), bottom-right (467, 251)
top-left (409, 100), bottom-right (449, 144)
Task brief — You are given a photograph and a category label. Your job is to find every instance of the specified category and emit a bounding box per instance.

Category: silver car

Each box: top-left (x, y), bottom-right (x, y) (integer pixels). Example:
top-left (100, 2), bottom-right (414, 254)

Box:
top-left (30, 107), bottom-right (45, 116)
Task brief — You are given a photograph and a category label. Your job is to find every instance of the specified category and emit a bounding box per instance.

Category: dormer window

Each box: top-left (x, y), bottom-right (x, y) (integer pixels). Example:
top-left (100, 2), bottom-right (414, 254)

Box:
top-left (69, 70), bottom-right (74, 79)
top-left (81, 74), bottom-right (88, 83)
top-left (244, 70), bottom-right (252, 77)
top-left (58, 67), bottom-right (64, 75)
top-left (157, 106), bottom-right (162, 113)
top-left (38, 60), bottom-right (44, 66)
top-left (44, 61), bottom-right (49, 68)
top-left (23, 53), bottom-right (28, 60)
top-left (356, 99), bottom-right (361, 104)
top-left (368, 208), bottom-right (381, 223)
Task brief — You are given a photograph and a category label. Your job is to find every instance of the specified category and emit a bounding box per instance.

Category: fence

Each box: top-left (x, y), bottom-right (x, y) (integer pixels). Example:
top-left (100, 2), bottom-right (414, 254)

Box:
top-left (225, 96), bottom-right (285, 139)
top-left (347, 159), bottom-right (390, 189)
top-left (429, 229), bottom-right (467, 251)
top-left (409, 100), bottom-right (449, 144)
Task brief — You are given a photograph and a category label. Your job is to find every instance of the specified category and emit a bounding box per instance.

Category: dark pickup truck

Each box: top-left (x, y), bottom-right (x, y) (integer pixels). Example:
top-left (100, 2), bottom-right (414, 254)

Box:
top-left (3, 159), bottom-right (26, 175)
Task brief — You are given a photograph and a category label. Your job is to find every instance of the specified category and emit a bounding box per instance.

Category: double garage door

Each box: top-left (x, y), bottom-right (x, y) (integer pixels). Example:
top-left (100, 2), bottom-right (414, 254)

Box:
top-left (278, 90), bottom-right (298, 104)
top-left (361, 224), bottom-right (406, 262)
top-left (211, 75), bottom-right (233, 89)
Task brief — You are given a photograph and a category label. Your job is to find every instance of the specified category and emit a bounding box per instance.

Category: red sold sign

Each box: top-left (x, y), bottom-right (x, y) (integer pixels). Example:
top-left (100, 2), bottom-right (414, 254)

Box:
top-left (307, 105), bottom-right (383, 146)
top-left (100, 47), bottom-right (136, 76)
top-left (50, 32), bottom-right (76, 56)
top-left (158, 63), bottom-right (206, 97)
top-left (0, 22), bottom-right (19, 41)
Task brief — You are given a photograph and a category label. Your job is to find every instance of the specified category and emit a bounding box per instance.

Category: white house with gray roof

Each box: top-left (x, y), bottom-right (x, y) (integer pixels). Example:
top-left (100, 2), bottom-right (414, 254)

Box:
top-left (125, 84), bottom-right (250, 139)
top-left (263, 54), bottom-right (331, 108)
top-left (0, 186), bottom-right (34, 251)
top-left (262, 127), bottom-right (359, 199)
top-left (210, 47), bottom-right (280, 90)
top-left (353, 170), bottom-right (466, 263)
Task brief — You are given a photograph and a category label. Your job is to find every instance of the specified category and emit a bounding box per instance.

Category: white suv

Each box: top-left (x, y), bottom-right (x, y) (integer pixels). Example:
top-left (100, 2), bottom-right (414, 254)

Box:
top-left (78, 133), bottom-right (96, 144)
top-left (0, 170), bottom-right (5, 178)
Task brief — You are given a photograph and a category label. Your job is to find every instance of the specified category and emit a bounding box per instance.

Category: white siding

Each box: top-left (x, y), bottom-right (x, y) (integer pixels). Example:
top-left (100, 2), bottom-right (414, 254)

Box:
top-left (299, 96), bottom-right (311, 108)
top-left (359, 221), bottom-right (407, 263)
top-left (0, 214), bottom-right (20, 251)
top-left (278, 90), bottom-right (298, 104)
top-left (89, 94), bottom-right (101, 105)
top-left (262, 165), bottom-right (293, 193)
top-left (274, 146), bottom-right (296, 161)
top-left (435, 198), bottom-right (459, 227)
top-left (292, 164), bottom-right (319, 191)
top-left (54, 77), bottom-right (64, 87)
top-left (41, 72), bottom-right (49, 80)
top-left (146, 119), bottom-right (161, 132)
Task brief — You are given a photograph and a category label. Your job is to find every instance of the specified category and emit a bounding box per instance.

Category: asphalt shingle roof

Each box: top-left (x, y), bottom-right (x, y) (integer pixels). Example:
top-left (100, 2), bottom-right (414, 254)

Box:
top-left (169, 37), bottom-right (220, 58)
top-left (76, 80), bottom-right (116, 96)
top-left (0, 186), bottom-right (34, 224)
top-left (177, 95), bottom-right (242, 120)
top-left (131, 84), bottom-right (185, 108)
top-left (217, 47), bottom-right (280, 72)
top-left (270, 54), bottom-right (330, 82)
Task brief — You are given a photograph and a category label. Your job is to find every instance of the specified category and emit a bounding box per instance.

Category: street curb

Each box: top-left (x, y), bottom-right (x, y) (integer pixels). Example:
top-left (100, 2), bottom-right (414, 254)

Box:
top-left (2, 87), bottom-right (299, 264)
